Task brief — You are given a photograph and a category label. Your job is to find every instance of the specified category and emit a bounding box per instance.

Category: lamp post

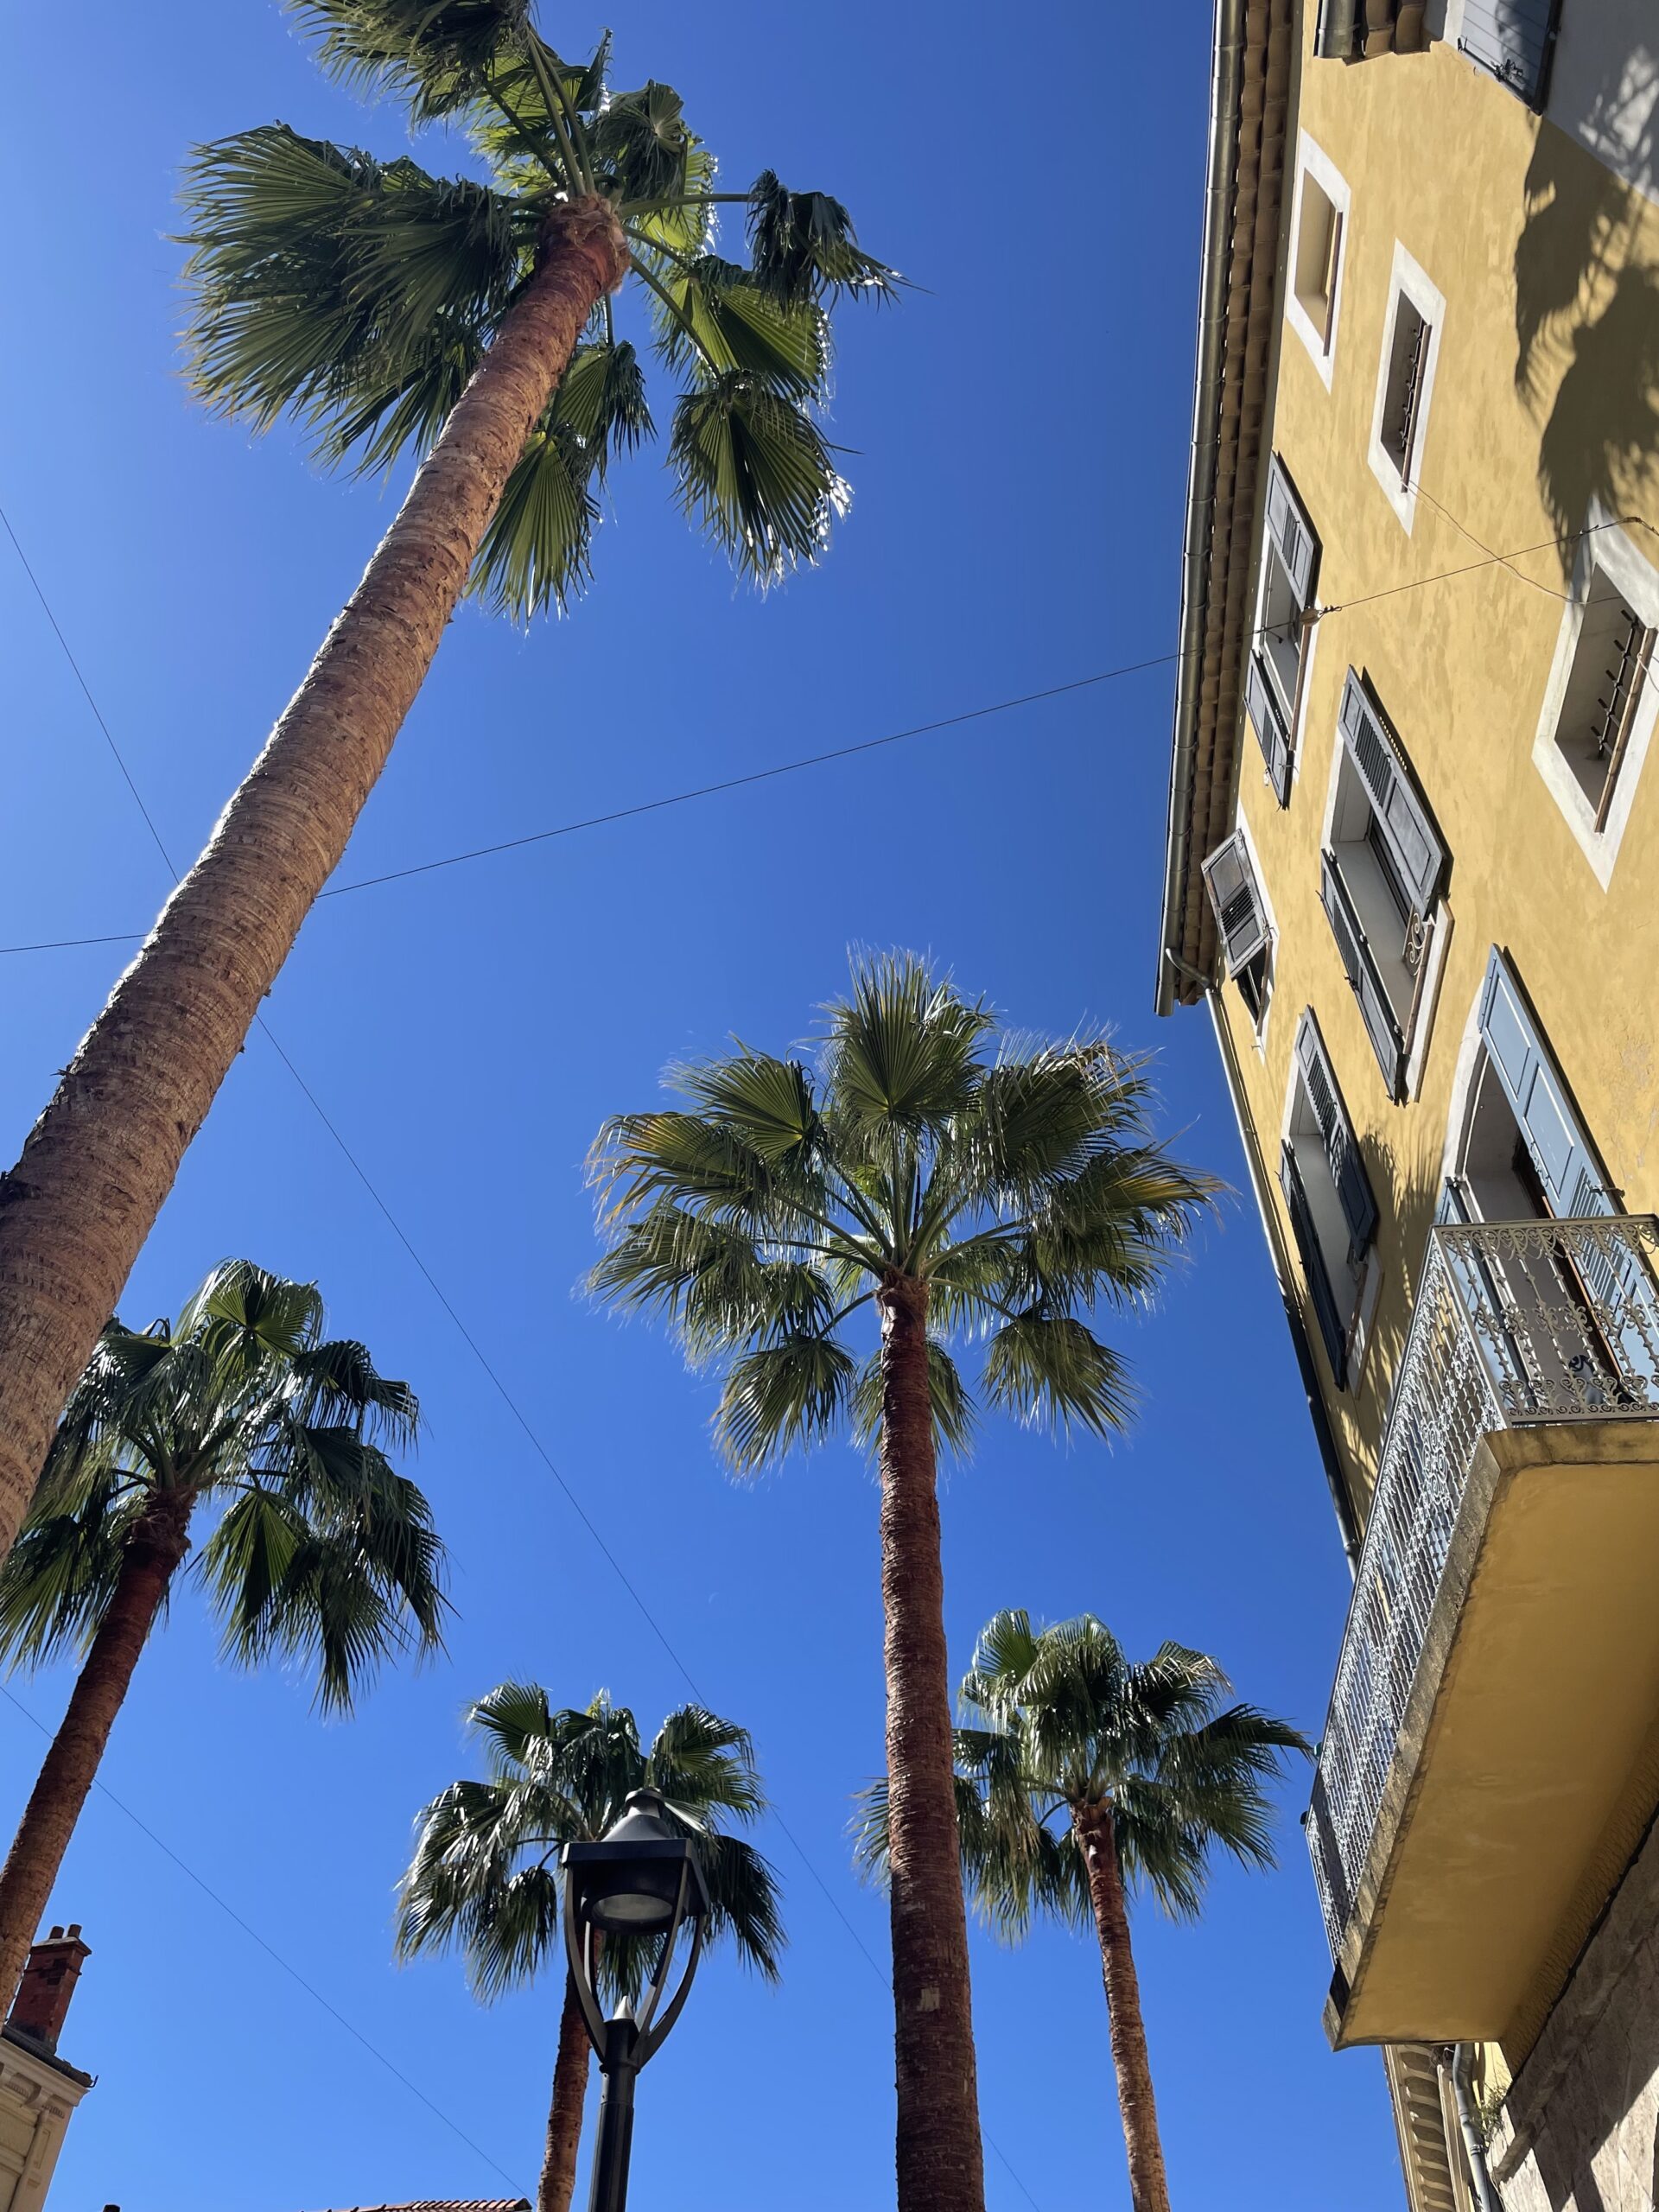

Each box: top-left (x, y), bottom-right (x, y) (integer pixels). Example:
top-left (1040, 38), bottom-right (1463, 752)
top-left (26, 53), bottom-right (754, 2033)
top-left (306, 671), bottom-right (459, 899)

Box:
top-left (562, 1788), bottom-right (711, 2212)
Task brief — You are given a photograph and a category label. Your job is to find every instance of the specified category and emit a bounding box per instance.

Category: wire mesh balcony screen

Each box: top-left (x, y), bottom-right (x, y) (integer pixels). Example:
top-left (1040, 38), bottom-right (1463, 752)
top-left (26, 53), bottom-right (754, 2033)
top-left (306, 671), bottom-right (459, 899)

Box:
top-left (1308, 1215), bottom-right (1659, 1953)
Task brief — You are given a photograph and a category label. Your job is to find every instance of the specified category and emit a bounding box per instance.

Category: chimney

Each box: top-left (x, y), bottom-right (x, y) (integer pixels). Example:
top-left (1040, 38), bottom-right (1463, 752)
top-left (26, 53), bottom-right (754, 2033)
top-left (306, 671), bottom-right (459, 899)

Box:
top-left (6, 1924), bottom-right (91, 2055)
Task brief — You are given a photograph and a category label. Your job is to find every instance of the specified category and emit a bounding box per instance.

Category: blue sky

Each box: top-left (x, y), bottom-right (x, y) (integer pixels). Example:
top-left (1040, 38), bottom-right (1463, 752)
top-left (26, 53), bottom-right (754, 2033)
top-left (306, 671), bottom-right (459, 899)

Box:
top-left (1, 5), bottom-right (1403, 2208)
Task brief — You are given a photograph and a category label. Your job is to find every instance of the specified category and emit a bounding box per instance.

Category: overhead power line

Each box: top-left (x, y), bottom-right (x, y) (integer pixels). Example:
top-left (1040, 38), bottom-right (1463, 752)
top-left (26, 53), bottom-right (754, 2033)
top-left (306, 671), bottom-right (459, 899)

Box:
top-left (1, 505), bottom-right (1046, 2207)
top-left (4, 514), bottom-right (1647, 963)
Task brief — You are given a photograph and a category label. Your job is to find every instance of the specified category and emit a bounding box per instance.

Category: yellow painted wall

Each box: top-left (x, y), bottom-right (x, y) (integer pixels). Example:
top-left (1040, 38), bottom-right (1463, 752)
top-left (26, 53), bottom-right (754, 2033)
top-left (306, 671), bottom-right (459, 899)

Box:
top-left (1222, 31), bottom-right (1659, 1518)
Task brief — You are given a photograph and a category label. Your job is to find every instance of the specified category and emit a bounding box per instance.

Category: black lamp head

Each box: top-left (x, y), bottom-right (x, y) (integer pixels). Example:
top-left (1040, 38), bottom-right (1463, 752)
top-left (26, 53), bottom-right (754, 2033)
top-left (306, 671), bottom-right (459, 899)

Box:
top-left (564, 1788), bottom-right (712, 1937)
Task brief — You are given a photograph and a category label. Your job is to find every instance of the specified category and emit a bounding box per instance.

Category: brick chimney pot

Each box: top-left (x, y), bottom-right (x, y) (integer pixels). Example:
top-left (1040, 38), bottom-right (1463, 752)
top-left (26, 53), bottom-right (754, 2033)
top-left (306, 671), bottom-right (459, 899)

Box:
top-left (7, 1926), bottom-right (92, 2054)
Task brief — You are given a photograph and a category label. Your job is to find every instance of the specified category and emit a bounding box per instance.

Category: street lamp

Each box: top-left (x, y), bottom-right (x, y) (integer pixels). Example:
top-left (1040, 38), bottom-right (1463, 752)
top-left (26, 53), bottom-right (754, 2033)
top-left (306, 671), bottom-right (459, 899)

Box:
top-left (563, 1788), bottom-right (711, 2212)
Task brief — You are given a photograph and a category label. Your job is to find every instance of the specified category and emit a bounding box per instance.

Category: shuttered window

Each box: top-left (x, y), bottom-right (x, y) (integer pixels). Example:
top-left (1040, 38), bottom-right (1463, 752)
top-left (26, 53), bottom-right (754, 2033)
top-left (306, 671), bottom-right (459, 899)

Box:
top-left (1458, 0), bottom-right (1561, 111)
top-left (1320, 854), bottom-right (1408, 1101)
top-left (1296, 1014), bottom-right (1378, 1262)
top-left (1338, 672), bottom-right (1446, 914)
top-left (1201, 832), bottom-right (1271, 981)
top-left (1281, 1142), bottom-right (1350, 1388)
top-left (1246, 654), bottom-right (1294, 804)
top-left (1478, 950), bottom-right (1612, 1218)
top-left (1248, 459), bottom-right (1321, 809)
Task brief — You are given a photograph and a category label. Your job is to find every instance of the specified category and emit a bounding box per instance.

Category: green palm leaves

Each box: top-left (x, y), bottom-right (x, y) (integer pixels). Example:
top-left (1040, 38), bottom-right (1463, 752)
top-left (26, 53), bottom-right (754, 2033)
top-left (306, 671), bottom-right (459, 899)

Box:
top-left (856, 1610), bottom-right (1312, 1932)
top-left (588, 951), bottom-right (1217, 1471)
top-left (397, 1683), bottom-right (784, 2001)
top-left (0, 1258), bottom-right (446, 1711)
top-left (179, 0), bottom-right (899, 608)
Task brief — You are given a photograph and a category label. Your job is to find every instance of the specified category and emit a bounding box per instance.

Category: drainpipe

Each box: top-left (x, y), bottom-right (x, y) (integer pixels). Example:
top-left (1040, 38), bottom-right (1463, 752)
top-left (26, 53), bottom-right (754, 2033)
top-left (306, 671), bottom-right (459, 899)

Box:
top-left (1442, 2046), bottom-right (1503, 2212)
top-left (1156, 0), bottom-right (1249, 1018)
top-left (1195, 965), bottom-right (1361, 1574)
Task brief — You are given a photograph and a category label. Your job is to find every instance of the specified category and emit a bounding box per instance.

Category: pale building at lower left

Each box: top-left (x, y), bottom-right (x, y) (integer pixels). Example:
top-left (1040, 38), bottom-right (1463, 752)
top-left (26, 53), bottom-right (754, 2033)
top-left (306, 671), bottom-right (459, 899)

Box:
top-left (0, 1928), bottom-right (94, 2212)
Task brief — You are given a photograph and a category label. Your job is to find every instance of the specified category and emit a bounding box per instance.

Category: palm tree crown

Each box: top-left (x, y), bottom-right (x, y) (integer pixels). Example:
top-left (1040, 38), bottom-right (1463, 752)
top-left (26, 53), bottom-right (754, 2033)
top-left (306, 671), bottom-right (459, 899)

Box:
top-left (181, 0), bottom-right (899, 612)
top-left (874, 1611), bottom-right (1312, 1932)
top-left (0, 1258), bottom-right (446, 1707)
top-left (397, 1682), bottom-right (785, 2000)
top-left (588, 952), bottom-right (1217, 1468)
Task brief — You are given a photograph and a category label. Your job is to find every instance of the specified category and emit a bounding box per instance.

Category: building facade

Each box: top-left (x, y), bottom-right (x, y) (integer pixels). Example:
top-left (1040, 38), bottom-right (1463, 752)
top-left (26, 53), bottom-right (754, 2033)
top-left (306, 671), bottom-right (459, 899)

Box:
top-left (1158, 3), bottom-right (1659, 2207)
top-left (0, 1929), bottom-right (93, 2212)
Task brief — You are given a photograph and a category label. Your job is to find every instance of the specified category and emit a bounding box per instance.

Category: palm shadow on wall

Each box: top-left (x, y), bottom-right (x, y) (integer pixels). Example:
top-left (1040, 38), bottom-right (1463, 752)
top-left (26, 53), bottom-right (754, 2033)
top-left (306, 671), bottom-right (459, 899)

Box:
top-left (1513, 58), bottom-right (1659, 568)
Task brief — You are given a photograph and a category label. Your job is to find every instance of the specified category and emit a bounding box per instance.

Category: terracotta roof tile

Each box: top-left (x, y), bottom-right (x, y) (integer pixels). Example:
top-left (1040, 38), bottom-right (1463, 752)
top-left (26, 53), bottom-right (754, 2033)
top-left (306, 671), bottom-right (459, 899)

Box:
top-left (312, 2200), bottom-right (530, 2211)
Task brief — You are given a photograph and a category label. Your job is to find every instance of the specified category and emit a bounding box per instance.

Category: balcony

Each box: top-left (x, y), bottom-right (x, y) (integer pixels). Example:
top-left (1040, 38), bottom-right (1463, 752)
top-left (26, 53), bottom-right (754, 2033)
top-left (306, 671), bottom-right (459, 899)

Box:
top-left (1309, 1215), bottom-right (1659, 2055)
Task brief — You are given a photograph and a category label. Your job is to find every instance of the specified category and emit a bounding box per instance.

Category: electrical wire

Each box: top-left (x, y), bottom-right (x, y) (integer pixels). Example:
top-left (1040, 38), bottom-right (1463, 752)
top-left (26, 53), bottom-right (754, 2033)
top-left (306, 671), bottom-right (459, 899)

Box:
top-left (0, 509), bottom-right (1048, 2208)
top-left (0, 1681), bottom-right (530, 2195)
top-left (0, 512), bottom-right (1645, 961)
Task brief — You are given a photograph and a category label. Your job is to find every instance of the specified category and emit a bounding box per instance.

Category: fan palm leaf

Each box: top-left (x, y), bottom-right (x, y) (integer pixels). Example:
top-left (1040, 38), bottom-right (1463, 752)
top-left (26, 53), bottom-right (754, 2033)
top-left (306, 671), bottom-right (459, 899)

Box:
top-left (589, 951), bottom-right (1217, 2212)
top-left (0, 1260), bottom-right (446, 2006)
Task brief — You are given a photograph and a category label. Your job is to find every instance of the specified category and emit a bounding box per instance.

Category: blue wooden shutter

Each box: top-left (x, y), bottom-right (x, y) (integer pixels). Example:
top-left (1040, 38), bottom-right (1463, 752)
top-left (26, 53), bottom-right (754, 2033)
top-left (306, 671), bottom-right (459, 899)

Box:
top-left (1247, 652), bottom-right (1293, 804)
top-left (1281, 1141), bottom-right (1349, 1387)
top-left (1477, 948), bottom-right (1612, 1217)
top-left (1264, 456), bottom-right (1320, 609)
top-left (1320, 853), bottom-right (1407, 1101)
top-left (1338, 671), bottom-right (1446, 914)
top-left (1296, 1012), bottom-right (1378, 1262)
top-left (1458, 0), bottom-right (1560, 110)
top-left (1201, 832), bottom-right (1271, 979)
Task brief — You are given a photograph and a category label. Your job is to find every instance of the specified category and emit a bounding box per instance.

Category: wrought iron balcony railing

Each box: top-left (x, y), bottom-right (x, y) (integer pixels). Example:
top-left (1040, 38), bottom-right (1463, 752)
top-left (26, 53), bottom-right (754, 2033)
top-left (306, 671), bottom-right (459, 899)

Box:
top-left (1308, 1214), bottom-right (1659, 1953)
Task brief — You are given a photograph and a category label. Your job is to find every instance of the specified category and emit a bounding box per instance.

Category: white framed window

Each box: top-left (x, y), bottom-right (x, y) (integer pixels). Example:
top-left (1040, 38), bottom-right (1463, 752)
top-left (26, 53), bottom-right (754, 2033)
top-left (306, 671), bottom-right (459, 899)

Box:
top-left (1531, 512), bottom-right (1659, 887)
top-left (1280, 1011), bottom-right (1381, 1392)
top-left (1319, 671), bottom-right (1450, 1102)
top-left (1368, 244), bottom-right (1446, 534)
top-left (1201, 815), bottom-right (1277, 1043)
top-left (1244, 455), bottom-right (1322, 805)
top-left (1286, 135), bottom-right (1351, 385)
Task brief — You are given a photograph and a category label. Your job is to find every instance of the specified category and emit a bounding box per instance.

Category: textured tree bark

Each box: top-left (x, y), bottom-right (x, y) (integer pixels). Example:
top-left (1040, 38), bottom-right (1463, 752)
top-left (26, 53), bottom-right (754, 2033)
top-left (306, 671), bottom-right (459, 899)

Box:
top-left (0, 1491), bottom-right (194, 2004)
top-left (537, 1971), bottom-right (593, 2212)
top-left (1074, 1800), bottom-right (1173, 2212)
top-left (0, 199), bottom-right (629, 1576)
top-left (876, 1272), bottom-right (986, 2212)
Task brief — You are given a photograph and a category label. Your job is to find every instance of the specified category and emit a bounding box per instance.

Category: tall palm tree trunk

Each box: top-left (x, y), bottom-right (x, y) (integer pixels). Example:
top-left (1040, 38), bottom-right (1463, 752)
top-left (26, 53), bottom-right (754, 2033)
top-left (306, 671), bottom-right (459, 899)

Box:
top-left (0, 1493), bottom-right (194, 2002)
top-left (1074, 1801), bottom-right (1173, 2212)
top-left (538, 1971), bottom-right (593, 2212)
top-left (0, 199), bottom-right (629, 1580)
top-left (876, 1273), bottom-right (986, 2212)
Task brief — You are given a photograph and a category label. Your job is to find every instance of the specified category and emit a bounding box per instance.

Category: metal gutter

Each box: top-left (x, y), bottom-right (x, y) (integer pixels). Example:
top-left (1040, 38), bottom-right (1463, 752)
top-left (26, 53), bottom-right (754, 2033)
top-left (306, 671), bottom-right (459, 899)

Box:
top-left (1156, 0), bottom-right (1249, 1019)
top-left (1206, 984), bottom-right (1361, 1570)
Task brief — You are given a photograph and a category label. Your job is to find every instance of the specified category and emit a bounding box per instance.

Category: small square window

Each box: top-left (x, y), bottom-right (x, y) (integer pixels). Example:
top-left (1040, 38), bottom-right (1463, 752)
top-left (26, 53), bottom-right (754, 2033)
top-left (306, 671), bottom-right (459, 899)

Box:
top-left (1553, 580), bottom-right (1654, 826)
top-left (1369, 245), bottom-right (1445, 532)
top-left (1532, 518), bottom-right (1659, 887)
top-left (1378, 296), bottom-right (1431, 483)
top-left (1286, 138), bottom-right (1351, 384)
top-left (1294, 177), bottom-right (1343, 350)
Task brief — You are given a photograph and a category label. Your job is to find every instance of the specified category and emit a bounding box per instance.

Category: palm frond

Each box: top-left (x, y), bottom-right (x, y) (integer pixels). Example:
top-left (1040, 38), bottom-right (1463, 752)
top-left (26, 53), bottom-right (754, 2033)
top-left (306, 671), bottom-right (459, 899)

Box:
top-left (746, 170), bottom-right (899, 306)
top-left (712, 1332), bottom-right (858, 1471)
top-left (290, 0), bottom-right (534, 123)
top-left (980, 1313), bottom-right (1135, 1439)
top-left (468, 410), bottom-right (597, 617)
top-left (645, 255), bottom-right (830, 400)
top-left (0, 1471), bottom-right (146, 1669)
top-left (670, 373), bottom-right (849, 584)
top-left (180, 126), bottom-right (524, 461)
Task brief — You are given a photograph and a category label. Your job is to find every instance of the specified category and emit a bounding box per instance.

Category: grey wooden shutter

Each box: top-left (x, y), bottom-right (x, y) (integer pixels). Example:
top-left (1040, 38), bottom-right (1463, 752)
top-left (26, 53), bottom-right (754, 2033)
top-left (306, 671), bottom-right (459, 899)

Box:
top-left (1477, 949), bottom-right (1612, 1217)
top-left (1294, 1014), bottom-right (1378, 1261)
top-left (1338, 671), bottom-right (1446, 913)
top-left (1281, 1141), bottom-right (1349, 1386)
top-left (1320, 852), bottom-right (1408, 1100)
top-left (1247, 652), bottom-right (1293, 804)
top-left (1458, 0), bottom-right (1559, 110)
top-left (1201, 833), bottom-right (1270, 979)
top-left (1264, 456), bottom-right (1320, 609)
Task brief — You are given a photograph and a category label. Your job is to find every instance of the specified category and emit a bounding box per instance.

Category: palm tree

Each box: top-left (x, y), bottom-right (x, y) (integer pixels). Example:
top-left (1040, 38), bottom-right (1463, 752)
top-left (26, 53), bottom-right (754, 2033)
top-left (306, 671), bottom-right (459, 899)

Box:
top-left (858, 1611), bottom-right (1311, 2212)
top-left (397, 1682), bottom-right (783, 2212)
top-left (0, 1258), bottom-right (446, 2003)
top-left (587, 952), bottom-right (1216, 2212)
top-left (0, 1), bottom-right (897, 1583)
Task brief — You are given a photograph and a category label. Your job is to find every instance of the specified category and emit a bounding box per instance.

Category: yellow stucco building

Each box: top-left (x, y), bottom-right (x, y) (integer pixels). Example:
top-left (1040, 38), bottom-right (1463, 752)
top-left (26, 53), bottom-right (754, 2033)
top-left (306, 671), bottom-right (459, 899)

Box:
top-left (1158, 3), bottom-right (1659, 2206)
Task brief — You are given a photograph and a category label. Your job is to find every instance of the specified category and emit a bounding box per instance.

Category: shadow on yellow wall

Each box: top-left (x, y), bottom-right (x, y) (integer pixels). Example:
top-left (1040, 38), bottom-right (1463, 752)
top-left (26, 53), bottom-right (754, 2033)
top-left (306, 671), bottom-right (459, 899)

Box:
top-left (1514, 107), bottom-right (1659, 569)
